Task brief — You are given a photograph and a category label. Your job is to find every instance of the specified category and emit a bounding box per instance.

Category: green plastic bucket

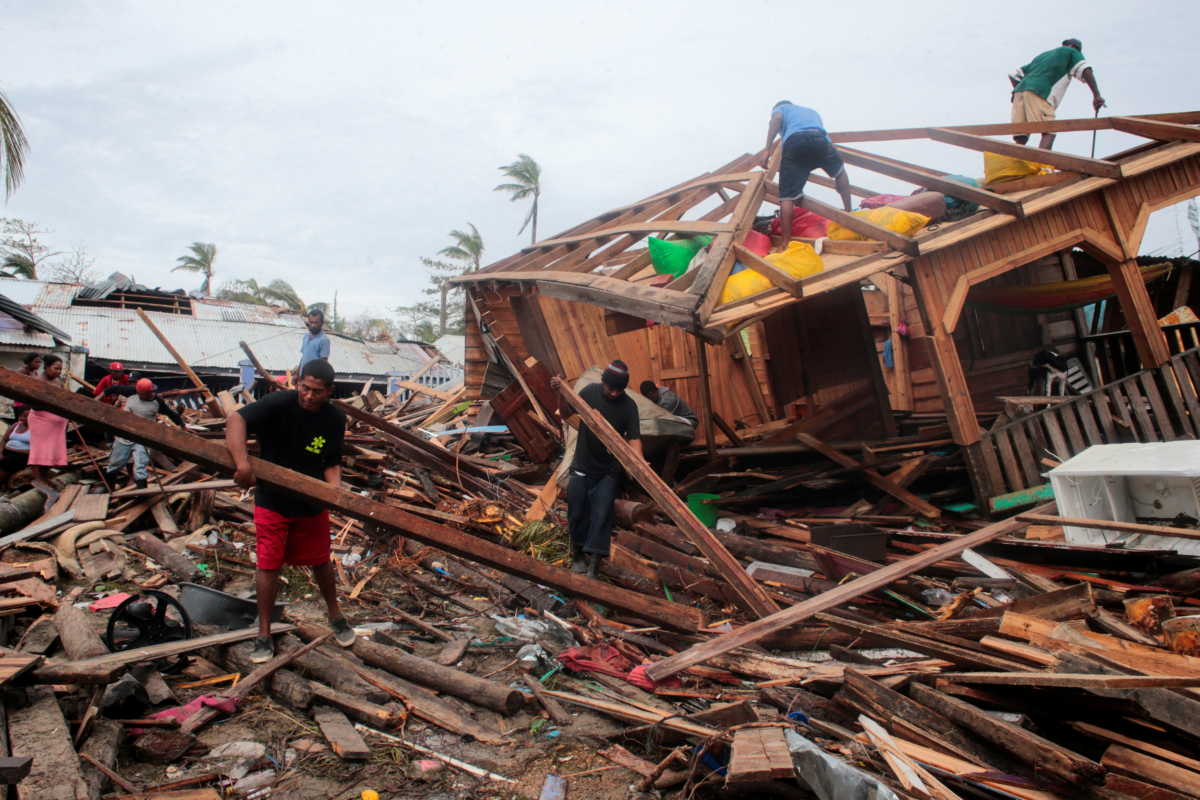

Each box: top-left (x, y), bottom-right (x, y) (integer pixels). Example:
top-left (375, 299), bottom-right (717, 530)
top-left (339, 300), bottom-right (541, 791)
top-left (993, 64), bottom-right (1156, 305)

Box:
top-left (686, 493), bottom-right (720, 527)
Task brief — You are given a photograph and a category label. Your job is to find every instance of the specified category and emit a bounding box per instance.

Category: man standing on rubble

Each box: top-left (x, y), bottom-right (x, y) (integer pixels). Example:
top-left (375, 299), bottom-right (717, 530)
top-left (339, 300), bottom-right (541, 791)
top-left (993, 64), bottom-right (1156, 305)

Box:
top-left (104, 378), bottom-right (186, 489)
top-left (1009, 39), bottom-right (1105, 150)
top-left (551, 361), bottom-right (642, 577)
top-left (763, 101), bottom-right (853, 252)
top-left (298, 308), bottom-right (331, 376)
top-left (93, 362), bottom-right (131, 406)
top-left (225, 357), bottom-right (356, 662)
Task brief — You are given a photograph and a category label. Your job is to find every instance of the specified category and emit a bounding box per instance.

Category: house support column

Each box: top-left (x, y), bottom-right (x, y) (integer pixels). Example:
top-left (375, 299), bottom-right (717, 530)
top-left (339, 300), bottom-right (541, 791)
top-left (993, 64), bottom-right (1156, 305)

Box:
top-left (1101, 190), bottom-right (1171, 369)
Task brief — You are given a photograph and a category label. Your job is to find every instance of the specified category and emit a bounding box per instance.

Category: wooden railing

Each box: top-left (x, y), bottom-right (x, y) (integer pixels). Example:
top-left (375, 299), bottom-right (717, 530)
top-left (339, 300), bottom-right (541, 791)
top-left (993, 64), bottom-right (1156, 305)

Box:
top-left (971, 347), bottom-right (1200, 498)
top-left (1084, 321), bottom-right (1200, 384)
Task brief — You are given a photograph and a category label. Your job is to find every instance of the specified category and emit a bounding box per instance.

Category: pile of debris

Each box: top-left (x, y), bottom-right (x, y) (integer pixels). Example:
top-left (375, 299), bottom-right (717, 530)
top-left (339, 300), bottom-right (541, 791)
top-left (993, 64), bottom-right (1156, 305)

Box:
top-left (1, 363), bottom-right (1200, 800)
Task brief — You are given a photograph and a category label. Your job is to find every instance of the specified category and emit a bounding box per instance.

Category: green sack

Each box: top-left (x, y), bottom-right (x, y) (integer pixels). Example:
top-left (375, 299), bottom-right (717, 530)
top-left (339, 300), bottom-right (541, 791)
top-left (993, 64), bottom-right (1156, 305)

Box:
top-left (647, 235), bottom-right (713, 278)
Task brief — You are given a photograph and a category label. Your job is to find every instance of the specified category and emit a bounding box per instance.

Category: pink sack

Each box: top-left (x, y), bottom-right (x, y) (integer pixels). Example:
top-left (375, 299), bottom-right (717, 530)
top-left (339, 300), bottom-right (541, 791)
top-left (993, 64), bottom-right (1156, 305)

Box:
top-left (742, 230), bottom-right (771, 257)
top-left (769, 209), bottom-right (828, 238)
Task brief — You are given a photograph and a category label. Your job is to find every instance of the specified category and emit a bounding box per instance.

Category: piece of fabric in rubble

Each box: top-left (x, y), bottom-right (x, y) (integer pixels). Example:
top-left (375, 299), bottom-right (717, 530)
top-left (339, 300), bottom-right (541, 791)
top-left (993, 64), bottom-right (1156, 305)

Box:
top-left (786, 730), bottom-right (899, 800)
top-left (557, 643), bottom-right (680, 691)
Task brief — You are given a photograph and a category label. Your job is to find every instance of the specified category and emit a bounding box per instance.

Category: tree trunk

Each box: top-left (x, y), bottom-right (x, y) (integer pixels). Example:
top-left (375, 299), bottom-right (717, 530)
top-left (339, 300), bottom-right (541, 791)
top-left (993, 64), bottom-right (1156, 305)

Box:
top-left (129, 533), bottom-right (198, 582)
top-left (54, 601), bottom-right (109, 660)
top-left (439, 283), bottom-right (449, 337)
top-left (531, 194), bottom-right (538, 244)
top-left (0, 487), bottom-right (50, 534)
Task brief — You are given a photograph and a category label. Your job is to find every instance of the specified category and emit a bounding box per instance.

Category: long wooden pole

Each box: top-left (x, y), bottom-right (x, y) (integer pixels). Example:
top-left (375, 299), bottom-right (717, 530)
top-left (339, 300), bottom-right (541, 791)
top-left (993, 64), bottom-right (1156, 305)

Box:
top-left (695, 336), bottom-right (717, 456)
top-left (556, 381), bottom-right (779, 618)
top-left (643, 502), bottom-right (1050, 681)
top-left (238, 340), bottom-right (279, 392)
top-left (0, 367), bottom-right (700, 633)
top-left (135, 308), bottom-right (223, 415)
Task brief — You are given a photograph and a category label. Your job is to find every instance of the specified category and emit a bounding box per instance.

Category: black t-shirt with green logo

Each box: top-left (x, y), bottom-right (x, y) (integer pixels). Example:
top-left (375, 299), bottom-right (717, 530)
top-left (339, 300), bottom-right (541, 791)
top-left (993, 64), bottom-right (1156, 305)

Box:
top-left (237, 389), bottom-right (346, 517)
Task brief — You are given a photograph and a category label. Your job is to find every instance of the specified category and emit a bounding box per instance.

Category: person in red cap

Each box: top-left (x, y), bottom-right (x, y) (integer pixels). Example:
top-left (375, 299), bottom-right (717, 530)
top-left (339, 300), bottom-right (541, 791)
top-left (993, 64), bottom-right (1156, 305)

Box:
top-left (93, 362), bottom-right (131, 406)
top-left (105, 378), bottom-right (185, 489)
top-left (551, 360), bottom-right (642, 577)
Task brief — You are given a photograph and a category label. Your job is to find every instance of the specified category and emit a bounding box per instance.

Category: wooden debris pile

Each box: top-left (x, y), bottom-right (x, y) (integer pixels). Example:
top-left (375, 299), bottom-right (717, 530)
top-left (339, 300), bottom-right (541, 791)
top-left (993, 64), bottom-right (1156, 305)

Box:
top-left (1, 364), bottom-right (1200, 799)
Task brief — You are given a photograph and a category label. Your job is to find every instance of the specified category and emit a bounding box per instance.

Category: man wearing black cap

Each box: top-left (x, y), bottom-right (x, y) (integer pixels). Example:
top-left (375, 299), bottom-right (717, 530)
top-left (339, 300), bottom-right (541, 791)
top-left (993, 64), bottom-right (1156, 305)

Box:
top-left (553, 360), bottom-right (642, 577)
top-left (1009, 39), bottom-right (1105, 150)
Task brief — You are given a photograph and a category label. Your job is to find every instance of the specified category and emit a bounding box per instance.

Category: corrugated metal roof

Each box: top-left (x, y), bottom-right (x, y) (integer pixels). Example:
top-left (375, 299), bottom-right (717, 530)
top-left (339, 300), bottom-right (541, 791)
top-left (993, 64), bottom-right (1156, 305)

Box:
top-left (34, 306), bottom-right (460, 380)
top-left (0, 295), bottom-right (71, 342)
top-left (0, 329), bottom-right (55, 348)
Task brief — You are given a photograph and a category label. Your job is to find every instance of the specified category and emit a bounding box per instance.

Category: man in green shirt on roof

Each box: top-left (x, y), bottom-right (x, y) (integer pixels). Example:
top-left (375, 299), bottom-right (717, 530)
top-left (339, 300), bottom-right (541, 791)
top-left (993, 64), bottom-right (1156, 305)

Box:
top-left (1009, 38), bottom-right (1105, 151)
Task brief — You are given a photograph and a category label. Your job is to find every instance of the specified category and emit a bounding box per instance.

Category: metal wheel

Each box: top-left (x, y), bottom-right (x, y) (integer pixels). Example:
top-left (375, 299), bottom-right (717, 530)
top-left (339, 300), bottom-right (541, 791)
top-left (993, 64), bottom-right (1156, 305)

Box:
top-left (104, 590), bottom-right (193, 653)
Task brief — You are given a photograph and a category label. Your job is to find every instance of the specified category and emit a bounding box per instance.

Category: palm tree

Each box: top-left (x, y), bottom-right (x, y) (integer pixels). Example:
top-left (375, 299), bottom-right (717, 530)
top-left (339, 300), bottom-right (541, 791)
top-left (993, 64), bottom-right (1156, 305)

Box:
top-left (495, 154), bottom-right (541, 244)
top-left (0, 253), bottom-right (35, 279)
top-left (260, 279), bottom-right (306, 313)
top-left (173, 242), bottom-right (217, 295)
top-left (216, 278), bottom-right (265, 305)
top-left (438, 224), bottom-right (485, 273)
top-left (0, 88), bottom-right (28, 199)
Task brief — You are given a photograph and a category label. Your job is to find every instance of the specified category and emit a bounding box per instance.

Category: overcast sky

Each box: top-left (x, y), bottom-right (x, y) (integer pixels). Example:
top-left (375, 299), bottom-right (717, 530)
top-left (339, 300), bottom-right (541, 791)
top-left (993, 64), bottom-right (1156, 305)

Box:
top-left (2, 1), bottom-right (1198, 323)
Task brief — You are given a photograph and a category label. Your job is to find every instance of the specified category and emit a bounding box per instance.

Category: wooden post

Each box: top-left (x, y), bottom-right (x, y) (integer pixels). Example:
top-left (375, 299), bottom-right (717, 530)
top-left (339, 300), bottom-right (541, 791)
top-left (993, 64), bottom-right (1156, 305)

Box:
top-left (909, 259), bottom-right (983, 445)
top-left (875, 273), bottom-right (911, 411)
top-left (136, 308), bottom-right (223, 416)
top-left (1100, 190), bottom-right (1171, 368)
top-left (695, 335), bottom-right (717, 456)
top-left (239, 340), bottom-right (279, 392)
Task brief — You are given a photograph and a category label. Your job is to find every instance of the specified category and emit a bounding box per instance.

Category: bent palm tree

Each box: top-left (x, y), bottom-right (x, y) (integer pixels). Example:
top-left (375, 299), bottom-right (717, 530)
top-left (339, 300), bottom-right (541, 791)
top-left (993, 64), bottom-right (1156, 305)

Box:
top-left (173, 242), bottom-right (217, 295)
top-left (495, 154), bottom-right (541, 244)
top-left (0, 253), bottom-right (36, 279)
top-left (0, 88), bottom-right (28, 199)
top-left (217, 278), bottom-right (266, 305)
top-left (261, 279), bottom-right (306, 313)
top-left (438, 224), bottom-right (485, 273)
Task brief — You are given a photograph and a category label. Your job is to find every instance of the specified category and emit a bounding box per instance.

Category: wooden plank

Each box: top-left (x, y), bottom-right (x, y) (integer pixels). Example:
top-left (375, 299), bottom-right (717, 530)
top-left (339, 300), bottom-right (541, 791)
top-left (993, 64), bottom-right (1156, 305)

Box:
top-left (1018, 513), bottom-right (1200, 542)
top-left (837, 145), bottom-right (1023, 216)
top-left (135, 307), bottom-right (220, 412)
top-left (727, 726), bottom-right (794, 783)
top-left (556, 382), bottom-right (778, 618)
top-left (1039, 412), bottom-right (1071, 460)
top-left (927, 127), bottom-right (1123, 178)
top-left (798, 195), bottom-right (918, 255)
top-left (1009, 423), bottom-right (1042, 487)
top-left (1164, 360), bottom-right (1199, 437)
top-left (909, 682), bottom-right (1103, 786)
top-left (643, 503), bottom-right (1047, 681)
top-left (9, 686), bottom-right (90, 798)
top-left (1107, 384), bottom-right (1137, 439)
top-left (1111, 117), bottom-right (1200, 143)
top-left (1102, 744), bottom-right (1200, 794)
top-left (1123, 378), bottom-right (1160, 440)
top-left (314, 707), bottom-right (370, 760)
top-left (940, 672), bottom-right (1200, 689)
top-left (70, 492), bottom-right (109, 522)
top-left (1092, 391), bottom-right (1118, 441)
top-left (827, 111), bottom-right (1200, 143)
top-left (793, 433), bottom-right (941, 518)
top-left (0, 653), bottom-right (43, 685)
top-left (1058, 406), bottom-right (1086, 454)
top-left (1074, 399), bottom-right (1104, 445)
top-left (1072, 721), bottom-right (1200, 775)
top-left (1139, 372), bottom-right (1176, 439)
top-left (528, 221), bottom-right (734, 250)
top-left (0, 367), bottom-right (702, 633)
top-left (0, 510), bottom-right (76, 551)
top-left (731, 244), bottom-right (802, 298)
top-left (111, 479), bottom-right (239, 499)
top-left (1171, 356), bottom-right (1200, 431)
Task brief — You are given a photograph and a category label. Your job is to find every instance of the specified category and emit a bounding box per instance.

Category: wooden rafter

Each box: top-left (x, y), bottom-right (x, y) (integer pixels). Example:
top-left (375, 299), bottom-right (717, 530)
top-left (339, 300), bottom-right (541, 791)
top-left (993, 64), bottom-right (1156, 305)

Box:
top-left (926, 128), bottom-right (1123, 178)
top-left (1111, 116), bottom-right (1200, 143)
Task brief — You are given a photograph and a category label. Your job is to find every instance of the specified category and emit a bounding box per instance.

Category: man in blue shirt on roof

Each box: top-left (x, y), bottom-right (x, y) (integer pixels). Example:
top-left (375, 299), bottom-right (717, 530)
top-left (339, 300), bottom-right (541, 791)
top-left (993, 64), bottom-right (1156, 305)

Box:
top-left (763, 101), bottom-right (853, 252)
top-left (298, 308), bottom-right (331, 376)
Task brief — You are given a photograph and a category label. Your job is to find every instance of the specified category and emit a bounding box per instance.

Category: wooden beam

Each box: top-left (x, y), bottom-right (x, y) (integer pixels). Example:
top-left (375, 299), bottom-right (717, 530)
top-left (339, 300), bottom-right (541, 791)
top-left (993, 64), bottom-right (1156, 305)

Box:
top-left (940, 672), bottom-right (1200, 689)
top-left (828, 111), bottom-right (1200, 143)
top-left (836, 146), bottom-right (1024, 217)
top-left (0, 367), bottom-right (703, 633)
top-left (1111, 117), bottom-right (1200, 143)
top-left (794, 433), bottom-right (940, 517)
top-left (927, 128), bottom-right (1123, 178)
top-left (799, 195), bottom-right (919, 255)
top-left (556, 382), bottom-right (779, 618)
top-left (527, 221), bottom-right (735, 251)
top-left (1019, 513), bottom-right (1200, 541)
top-left (642, 502), bottom-right (1048, 681)
top-left (453, 270), bottom-right (699, 330)
top-left (135, 308), bottom-right (221, 413)
top-left (238, 340), bottom-right (279, 390)
top-left (731, 244), bottom-right (802, 297)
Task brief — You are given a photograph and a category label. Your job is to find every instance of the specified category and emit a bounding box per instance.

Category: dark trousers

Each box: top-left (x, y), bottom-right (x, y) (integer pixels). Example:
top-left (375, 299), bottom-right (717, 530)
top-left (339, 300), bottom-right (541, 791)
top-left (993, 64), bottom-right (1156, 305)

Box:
top-left (566, 471), bottom-right (619, 556)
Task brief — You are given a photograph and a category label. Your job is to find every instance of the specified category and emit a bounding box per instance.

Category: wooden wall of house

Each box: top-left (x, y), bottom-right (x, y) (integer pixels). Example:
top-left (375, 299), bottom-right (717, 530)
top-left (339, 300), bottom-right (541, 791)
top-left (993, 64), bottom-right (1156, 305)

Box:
top-left (760, 284), bottom-right (891, 441)
top-left (532, 294), bottom-right (769, 440)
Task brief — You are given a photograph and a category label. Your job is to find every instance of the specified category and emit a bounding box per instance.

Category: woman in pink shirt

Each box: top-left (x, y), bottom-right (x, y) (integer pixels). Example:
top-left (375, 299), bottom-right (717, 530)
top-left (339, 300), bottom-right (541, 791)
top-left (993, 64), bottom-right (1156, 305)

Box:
top-left (28, 354), bottom-right (69, 495)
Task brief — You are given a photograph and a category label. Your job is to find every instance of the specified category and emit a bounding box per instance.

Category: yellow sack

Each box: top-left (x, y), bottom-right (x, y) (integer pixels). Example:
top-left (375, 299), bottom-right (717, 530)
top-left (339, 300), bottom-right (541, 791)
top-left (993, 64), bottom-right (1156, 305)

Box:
top-left (983, 152), bottom-right (1052, 185)
top-left (828, 207), bottom-right (931, 241)
top-left (719, 242), bottom-right (823, 305)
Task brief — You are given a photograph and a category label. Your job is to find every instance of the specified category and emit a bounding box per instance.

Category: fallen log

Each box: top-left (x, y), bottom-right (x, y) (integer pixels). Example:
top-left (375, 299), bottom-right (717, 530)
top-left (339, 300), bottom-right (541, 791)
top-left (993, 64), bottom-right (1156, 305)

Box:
top-left (129, 533), bottom-right (199, 582)
top-left (0, 367), bottom-right (699, 633)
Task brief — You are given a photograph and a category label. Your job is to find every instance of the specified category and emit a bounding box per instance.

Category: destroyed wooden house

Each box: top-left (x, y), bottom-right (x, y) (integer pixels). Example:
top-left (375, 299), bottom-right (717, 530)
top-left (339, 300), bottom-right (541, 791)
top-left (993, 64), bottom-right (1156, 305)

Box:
top-left (456, 111), bottom-right (1200, 510)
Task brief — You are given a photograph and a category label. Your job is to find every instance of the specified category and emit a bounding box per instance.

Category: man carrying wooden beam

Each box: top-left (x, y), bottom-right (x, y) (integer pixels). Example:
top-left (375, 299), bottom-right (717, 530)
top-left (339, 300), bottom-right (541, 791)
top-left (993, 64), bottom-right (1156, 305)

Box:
top-left (1009, 38), bottom-right (1105, 150)
top-left (225, 357), bottom-right (356, 662)
top-left (763, 101), bottom-right (853, 252)
top-left (552, 361), bottom-right (642, 577)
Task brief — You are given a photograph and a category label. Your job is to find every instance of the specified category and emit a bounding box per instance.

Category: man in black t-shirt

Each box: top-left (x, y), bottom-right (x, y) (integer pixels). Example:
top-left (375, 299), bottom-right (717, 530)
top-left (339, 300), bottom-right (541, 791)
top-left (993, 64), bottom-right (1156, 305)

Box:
top-left (554, 360), bottom-right (642, 577)
top-left (225, 358), bottom-right (354, 662)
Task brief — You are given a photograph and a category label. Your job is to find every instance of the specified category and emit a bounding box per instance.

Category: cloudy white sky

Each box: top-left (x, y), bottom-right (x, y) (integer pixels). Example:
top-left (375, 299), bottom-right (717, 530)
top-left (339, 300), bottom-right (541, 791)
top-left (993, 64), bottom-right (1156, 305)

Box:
top-left (2, 1), bottom-right (1199, 322)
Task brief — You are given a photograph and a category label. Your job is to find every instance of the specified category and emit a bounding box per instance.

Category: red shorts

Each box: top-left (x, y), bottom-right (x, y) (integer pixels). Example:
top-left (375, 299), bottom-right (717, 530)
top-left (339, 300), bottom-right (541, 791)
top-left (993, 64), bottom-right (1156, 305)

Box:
top-left (254, 506), bottom-right (331, 570)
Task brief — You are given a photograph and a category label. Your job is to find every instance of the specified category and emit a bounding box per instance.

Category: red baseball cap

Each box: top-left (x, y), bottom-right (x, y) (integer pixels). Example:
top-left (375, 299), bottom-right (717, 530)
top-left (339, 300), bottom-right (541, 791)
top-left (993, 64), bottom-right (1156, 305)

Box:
top-left (109, 361), bottom-right (125, 372)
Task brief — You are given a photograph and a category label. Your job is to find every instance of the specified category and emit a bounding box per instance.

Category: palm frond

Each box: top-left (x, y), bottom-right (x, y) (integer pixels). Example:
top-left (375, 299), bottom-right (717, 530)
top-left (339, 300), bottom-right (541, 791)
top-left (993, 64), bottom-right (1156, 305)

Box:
top-left (0, 88), bottom-right (29, 199)
top-left (1, 253), bottom-right (36, 279)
